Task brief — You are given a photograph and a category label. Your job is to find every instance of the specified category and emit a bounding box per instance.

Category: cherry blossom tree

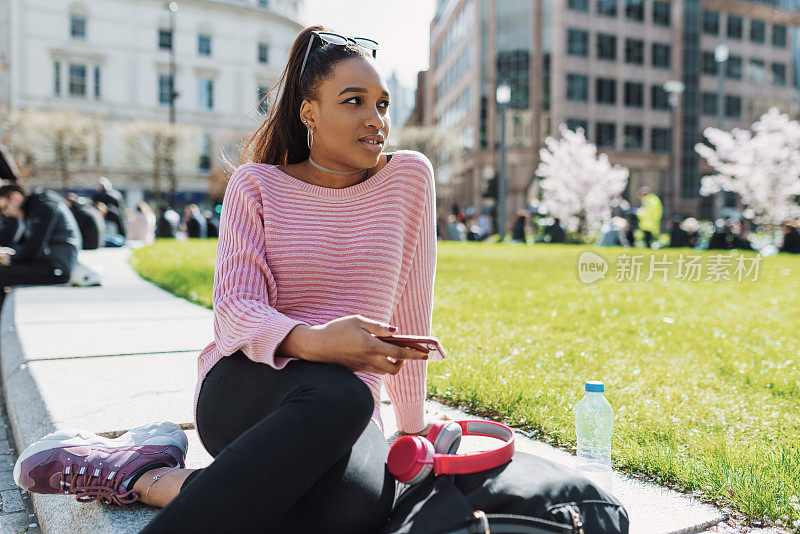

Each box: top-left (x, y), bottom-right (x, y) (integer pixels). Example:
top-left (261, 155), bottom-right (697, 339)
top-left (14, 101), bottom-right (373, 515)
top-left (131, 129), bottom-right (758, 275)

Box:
top-left (695, 107), bottom-right (800, 236)
top-left (535, 123), bottom-right (630, 236)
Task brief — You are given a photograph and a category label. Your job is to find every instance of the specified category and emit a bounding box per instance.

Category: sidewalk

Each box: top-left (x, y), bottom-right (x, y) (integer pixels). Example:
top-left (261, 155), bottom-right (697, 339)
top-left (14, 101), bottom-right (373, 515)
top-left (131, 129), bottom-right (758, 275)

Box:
top-left (0, 247), bottom-right (730, 533)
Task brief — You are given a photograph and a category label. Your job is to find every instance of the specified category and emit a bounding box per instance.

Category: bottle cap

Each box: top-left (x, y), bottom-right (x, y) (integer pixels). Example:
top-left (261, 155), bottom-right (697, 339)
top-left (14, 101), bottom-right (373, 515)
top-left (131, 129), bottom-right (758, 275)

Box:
top-left (585, 380), bottom-right (604, 392)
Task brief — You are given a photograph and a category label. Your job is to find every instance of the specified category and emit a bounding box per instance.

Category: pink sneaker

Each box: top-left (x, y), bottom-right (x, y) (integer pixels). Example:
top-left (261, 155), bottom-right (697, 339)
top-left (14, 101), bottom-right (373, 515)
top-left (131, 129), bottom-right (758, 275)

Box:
top-left (13, 421), bottom-right (187, 507)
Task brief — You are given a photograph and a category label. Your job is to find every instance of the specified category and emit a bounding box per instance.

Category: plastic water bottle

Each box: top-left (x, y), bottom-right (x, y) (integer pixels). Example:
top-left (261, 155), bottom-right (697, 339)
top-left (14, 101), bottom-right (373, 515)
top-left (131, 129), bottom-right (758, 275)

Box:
top-left (574, 380), bottom-right (614, 492)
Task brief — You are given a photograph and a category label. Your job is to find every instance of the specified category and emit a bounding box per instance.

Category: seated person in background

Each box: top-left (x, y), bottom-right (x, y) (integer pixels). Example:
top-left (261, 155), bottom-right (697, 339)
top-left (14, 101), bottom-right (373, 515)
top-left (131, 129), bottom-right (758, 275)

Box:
top-left (66, 193), bottom-right (105, 250)
top-left (127, 202), bottom-right (157, 244)
top-left (780, 219), bottom-right (800, 253)
top-left (202, 209), bottom-right (219, 238)
top-left (510, 211), bottom-right (528, 243)
top-left (536, 217), bottom-right (566, 243)
top-left (156, 207), bottom-right (180, 238)
top-left (183, 204), bottom-right (207, 238)
top-left (706, 219), bottom-right (732, 250)
top-left (445, 214), bottom-right (466, 241)
top-left (95, 202), bottom-right (126, 248)
top-left (92, 177), bottom-right (127, 238)
top-left (680, 217), bottom-right (699, 248)
top-left (0, 183), bottom-right (82, 307)
top-left (668, 215), bottom-right (691, 247)
top-left (597, 217), bottom-right (630, 247)
top-left (729, 218), bottom-right (752, 251)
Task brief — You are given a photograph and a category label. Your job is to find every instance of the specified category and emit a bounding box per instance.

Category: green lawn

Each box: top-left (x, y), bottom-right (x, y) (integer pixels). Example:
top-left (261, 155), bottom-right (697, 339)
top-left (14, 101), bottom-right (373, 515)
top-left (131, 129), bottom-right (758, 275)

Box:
top-left (130, 239), bottom-right (800, 529)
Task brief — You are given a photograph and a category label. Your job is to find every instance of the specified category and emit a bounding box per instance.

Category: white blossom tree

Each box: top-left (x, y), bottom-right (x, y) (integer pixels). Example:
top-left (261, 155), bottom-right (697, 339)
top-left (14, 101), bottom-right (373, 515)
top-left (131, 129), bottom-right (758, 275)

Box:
top-left (695, 107), bottom-right (800, 237)
top-left (535, 123), bottom-right (630, 236)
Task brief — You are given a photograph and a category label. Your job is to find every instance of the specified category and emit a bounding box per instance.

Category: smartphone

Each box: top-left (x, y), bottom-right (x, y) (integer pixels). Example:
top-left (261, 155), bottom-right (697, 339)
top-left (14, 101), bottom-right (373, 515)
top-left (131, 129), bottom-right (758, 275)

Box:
top-left (375, 335), bottom-right (447, 361)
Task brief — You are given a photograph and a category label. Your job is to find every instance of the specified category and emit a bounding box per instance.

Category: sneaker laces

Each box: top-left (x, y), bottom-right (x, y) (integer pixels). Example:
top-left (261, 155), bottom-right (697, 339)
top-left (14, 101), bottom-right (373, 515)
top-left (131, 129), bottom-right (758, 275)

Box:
top-left (59, 463), bottom-right (139, 507)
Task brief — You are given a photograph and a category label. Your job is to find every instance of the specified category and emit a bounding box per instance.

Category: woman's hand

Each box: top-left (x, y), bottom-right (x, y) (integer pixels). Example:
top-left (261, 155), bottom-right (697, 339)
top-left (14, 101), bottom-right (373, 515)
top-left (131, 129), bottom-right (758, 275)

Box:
top-left (302, 315), bottom-right (429, 375)
top-left (399, 410), bottom-right (453, 438)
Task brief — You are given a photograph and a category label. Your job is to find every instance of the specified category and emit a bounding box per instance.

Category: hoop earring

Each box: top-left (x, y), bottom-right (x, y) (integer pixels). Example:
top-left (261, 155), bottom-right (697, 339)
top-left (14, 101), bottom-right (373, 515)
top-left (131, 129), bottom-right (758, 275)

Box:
top-left (307, 127), bottom-right (313, 150)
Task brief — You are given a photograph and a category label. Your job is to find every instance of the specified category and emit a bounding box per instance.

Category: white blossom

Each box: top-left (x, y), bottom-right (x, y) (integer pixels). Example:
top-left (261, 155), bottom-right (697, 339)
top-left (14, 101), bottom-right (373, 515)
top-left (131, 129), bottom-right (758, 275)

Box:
top-left (695, 107), bottom-right (800, 234)
top-left (535, 124), bottom-right (630, 235)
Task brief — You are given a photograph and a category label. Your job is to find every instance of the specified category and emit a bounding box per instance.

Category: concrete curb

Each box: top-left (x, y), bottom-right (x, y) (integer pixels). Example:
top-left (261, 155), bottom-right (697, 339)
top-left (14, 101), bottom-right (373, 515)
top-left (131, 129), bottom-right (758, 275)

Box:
top-left (1, 289), bottom-right (164, 533)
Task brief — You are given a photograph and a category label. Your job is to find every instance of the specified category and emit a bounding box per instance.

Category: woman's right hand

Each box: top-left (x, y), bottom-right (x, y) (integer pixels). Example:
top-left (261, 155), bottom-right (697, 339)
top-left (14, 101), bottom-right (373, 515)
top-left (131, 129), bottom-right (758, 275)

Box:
top-left (304, 315), bottom-right (429, 375)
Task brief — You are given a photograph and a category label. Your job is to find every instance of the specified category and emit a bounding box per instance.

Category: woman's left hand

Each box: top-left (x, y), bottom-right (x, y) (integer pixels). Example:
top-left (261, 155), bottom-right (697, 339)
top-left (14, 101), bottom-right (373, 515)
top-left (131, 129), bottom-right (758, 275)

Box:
top-left (399, 409), bottom-right (453, 438)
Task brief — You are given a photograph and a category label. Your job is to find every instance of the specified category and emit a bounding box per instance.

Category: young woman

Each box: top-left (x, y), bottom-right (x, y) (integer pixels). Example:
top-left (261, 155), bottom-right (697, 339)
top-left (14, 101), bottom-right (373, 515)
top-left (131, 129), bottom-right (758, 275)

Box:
top-left (14, 25), bottom-right (446, 532)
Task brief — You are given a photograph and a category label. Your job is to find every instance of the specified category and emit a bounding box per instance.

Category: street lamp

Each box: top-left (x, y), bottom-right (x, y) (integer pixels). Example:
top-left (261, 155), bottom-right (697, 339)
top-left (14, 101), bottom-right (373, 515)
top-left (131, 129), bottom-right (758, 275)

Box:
top-left (166, 2), bottom-right (179, 208)
top-left (495, 80), bottom-right (511, 241)
top-left (713, 42), bottom-right (729, 218)
top-left (663, 80), bottom-right (684, 222)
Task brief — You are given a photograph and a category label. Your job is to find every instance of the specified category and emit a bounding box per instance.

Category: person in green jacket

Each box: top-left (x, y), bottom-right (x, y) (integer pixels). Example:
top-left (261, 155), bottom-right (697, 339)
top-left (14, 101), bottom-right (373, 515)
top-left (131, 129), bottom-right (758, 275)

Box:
top-left (636, 186), bottom-right (662, 248)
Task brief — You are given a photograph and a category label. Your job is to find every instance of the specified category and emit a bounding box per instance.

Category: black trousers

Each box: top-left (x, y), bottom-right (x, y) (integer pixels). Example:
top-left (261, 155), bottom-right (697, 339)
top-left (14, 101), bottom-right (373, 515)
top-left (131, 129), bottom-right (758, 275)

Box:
top-left (0, 259), bottom-right (71, 308)
top-left (140, 350), bottom-right (397, 533)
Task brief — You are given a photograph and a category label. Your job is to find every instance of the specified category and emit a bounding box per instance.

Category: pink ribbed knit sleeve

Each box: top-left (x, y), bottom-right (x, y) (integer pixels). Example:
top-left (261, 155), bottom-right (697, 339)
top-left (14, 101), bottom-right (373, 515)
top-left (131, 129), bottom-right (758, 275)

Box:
top-left (212, 164), bottom-right (310, 369)
top-left (384, 154), bottom-right (437, 434)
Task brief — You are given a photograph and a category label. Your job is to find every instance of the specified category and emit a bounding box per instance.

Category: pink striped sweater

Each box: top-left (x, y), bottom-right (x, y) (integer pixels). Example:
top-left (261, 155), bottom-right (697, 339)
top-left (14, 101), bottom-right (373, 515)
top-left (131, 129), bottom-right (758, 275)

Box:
top-left (193, 149), bottom-right (437, 435)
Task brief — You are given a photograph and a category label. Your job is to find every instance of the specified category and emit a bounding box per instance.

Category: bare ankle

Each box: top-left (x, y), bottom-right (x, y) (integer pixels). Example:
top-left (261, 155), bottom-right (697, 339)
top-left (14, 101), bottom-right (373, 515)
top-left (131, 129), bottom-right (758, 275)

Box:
top-left (132, 467), bottom-right (194, 508)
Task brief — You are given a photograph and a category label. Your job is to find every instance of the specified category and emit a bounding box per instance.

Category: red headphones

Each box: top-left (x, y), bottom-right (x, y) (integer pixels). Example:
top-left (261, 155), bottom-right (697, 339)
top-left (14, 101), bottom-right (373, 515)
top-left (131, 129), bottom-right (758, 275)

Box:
top-left (387, 420), bottom-right (515, 485)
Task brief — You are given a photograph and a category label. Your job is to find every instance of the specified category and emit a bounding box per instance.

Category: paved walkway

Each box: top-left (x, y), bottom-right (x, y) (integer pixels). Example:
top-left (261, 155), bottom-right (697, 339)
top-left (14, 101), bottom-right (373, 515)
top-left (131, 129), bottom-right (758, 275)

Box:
top-left (0, 247), bottom-right (733, 533)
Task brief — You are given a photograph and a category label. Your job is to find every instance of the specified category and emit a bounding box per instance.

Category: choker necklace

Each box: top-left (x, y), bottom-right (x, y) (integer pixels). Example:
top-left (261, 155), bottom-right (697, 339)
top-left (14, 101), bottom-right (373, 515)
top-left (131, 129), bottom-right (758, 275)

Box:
top-left (309, 156), bottom-right (369, 175)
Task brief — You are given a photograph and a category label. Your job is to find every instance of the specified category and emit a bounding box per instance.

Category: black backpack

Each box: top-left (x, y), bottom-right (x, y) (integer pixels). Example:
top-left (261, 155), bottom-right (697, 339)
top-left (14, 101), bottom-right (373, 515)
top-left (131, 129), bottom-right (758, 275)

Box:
top-left (381, 450), bottom-right (629, 534)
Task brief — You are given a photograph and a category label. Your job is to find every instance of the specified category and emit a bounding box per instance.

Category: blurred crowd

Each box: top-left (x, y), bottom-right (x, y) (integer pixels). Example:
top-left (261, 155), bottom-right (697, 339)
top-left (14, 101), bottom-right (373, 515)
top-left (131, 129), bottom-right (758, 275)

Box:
top-left (0, 144), bottom-right (221, 304)
top-left (438, 186), bottom-right (800, 254)
top-left (58, 177), bottom-right (220, 249)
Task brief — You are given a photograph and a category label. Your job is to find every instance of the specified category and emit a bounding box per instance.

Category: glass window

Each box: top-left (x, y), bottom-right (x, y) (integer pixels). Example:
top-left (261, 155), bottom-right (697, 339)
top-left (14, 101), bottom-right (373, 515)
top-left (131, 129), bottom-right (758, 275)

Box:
top-left (625, 38), bottom-right (644, 65)
top-left (652, 43), bottom-right (671, 69)
top-left (651, 128), bottom-right (671, 152)
top-left (726, 56), bottom-right (742, 79)
top-left (258, 43), bottom-right (269, 64)
top-left (651, 85), bottom-right (669, 110)
top-left (725, 95), bottom-right (741, 118)
top-left (701, 51), bottom-right (718, 75)
top-left (749, 59), bottom-right (765, 85)
top-left (772, 24), bottom-right (786, 47)
top-left (567, 74), bottom-right (589, 101)
top-left (257, 86), bottom-right (269, 114)
top-left (771, 63), bottom-right (786, 85)
top-left (54, 61), bottom-right (61, 95)
top-left (597, 33), bottom-right (617, 61)
top-left (70, 15), bottom-right (86, 39)
top-left (159, 29), bottom-right (172, 50)
top-left (158, 73), bottom-right (173, 105)
top-left (199, 134), bottom-right (212, 170)
top-left (566, 118), bottom-right (589, 134)
top-left (653, 1), bottom-right (670, 26)
top-left (596, 122), bottom-right (616, 148)
top-left (727, 16), bottom-right (743, 40)
top-left (69, 64), bottom-right (86, 96)
top-left (624, 81), bottom-right (643, 107)
top-left (198, 78), bottom-right (214, 110)
top-left (750, 20), bottom-right (765, 43)
top-left (625, 0), bottom-right (643, 21)
top-left (567, 29), bottom-right (589, 57)
top-left (596, 78), bottom-right (617, 105)
top-left (198, 34), bottom-right (212, 56)
top-left (701, 92), bottom-right (717, 115)
top-left (701, 11), bottom-right (719, 35)
top-left (623, 124), bottom-right (643, 150)
top-left (495, 49), bottom-right (530, 110)
top-left (94, 65), bottom-right (100, 99)
top-left (598, 0), bottom-right (617, 17)
top-left (569, 0), bottom-right (589, 11)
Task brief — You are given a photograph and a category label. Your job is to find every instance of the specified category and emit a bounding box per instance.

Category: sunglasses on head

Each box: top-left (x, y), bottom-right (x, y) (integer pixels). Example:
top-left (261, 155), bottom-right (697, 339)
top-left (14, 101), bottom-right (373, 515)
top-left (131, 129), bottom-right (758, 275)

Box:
top-left (299, 31), bottom-right (379, 83)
